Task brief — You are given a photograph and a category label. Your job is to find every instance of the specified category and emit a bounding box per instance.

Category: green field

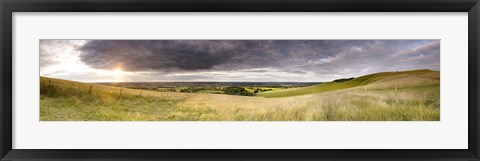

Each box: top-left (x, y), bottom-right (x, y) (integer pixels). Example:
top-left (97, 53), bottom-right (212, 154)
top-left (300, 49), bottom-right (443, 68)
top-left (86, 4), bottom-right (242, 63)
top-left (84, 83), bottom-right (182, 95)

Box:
top-left (245, 87), bottom-right (284, 93)
top-left (40, 69), bottom-right (440, 121)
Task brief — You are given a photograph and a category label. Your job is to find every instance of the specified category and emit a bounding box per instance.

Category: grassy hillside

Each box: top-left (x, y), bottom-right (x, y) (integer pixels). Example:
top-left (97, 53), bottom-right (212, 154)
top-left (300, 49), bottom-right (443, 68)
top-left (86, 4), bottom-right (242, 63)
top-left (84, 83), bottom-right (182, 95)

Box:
top-left (40, 69), bottom-right (440, 121)
top-left (257, 69), bottom-right (439, 98)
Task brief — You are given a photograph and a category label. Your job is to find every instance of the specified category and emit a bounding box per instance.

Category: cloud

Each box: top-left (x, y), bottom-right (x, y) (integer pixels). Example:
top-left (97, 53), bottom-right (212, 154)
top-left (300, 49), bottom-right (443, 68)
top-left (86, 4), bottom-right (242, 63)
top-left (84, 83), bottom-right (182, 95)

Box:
top-left (42, 40), bottom-right (440, 82)
top-left (79, 40), bottom-right (244, 71)
top-left (40, 40), bottom-right (75, 67)
top-left (280, 40), bottom-right (440, 79)
top-left (40, 40), bottom-right (87, 74)
top-left (78, 40), bottom-right (373, 72)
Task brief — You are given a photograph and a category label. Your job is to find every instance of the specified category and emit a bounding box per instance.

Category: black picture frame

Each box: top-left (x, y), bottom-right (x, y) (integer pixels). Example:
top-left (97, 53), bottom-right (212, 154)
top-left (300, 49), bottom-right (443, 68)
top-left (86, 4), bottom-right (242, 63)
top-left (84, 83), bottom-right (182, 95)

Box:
top-left (1, 0), bottom-right (479, 160)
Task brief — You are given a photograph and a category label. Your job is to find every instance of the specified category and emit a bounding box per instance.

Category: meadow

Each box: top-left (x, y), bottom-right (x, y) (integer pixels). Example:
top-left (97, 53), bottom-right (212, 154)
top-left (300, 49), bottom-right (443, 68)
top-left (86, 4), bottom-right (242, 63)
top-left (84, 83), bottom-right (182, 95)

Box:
top-left (40, 69), bottom-right (440, 121)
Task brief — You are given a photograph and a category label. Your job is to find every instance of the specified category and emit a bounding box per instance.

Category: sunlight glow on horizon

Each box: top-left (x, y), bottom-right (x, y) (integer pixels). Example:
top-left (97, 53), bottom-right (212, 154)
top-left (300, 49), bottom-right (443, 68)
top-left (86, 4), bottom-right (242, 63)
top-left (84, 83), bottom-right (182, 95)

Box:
top-left (114, 68), bottom-right (124, 77)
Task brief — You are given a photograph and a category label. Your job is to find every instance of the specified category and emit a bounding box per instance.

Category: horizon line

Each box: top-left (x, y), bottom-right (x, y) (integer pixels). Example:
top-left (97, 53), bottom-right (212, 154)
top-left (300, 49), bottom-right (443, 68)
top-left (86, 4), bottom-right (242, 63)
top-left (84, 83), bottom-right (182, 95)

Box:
top-left (40, 69), bottom-right (439, 84)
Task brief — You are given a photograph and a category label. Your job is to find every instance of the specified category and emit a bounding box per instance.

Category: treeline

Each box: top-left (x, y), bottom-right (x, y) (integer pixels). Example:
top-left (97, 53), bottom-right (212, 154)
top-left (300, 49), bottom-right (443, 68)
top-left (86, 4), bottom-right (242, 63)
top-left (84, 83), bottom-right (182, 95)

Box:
top-left (129, 86), bottom-right (176, 92)
top-left (179, 86), bottom-right (255, 96)
top-left (253, 88), bottom-right (272, 93)
top-left (180, 87), bottom-right (206, 93)
top-left (223, 87), bottom-right (255, 96)
top-left (333, 77), bottom-right (354, 83)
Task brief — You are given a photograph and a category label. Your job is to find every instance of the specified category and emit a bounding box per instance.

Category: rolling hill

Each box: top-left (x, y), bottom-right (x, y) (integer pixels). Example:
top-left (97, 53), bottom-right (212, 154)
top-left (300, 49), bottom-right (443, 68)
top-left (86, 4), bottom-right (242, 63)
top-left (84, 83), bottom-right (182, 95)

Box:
top-left (257, 69), bottom-right (439, 98)
top-left (40, 69), bottom-right (440, 121)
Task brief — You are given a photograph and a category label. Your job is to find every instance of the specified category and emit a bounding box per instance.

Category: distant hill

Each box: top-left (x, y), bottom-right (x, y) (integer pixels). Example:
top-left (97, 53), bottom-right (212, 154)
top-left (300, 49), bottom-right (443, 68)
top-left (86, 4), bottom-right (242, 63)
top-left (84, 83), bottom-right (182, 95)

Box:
top-left (256, 69), bottom-right (440, 98)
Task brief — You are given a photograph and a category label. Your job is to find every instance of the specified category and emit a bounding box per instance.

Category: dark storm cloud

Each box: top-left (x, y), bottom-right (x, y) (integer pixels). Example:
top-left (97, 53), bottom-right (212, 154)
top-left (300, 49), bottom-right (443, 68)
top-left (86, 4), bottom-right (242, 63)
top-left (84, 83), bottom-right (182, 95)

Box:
top-left (78, 40), bottom-right (376, 72)
top-left (79, 40), bottom-right (245, 71)
top-left (77, 40), bottom-right (440, 80)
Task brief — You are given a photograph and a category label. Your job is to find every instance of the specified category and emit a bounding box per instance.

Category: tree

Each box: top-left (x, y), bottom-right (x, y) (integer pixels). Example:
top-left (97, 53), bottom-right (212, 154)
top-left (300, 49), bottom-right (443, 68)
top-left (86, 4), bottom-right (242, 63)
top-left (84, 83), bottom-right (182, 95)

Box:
top-left (223, 87), bottom-right (254, 96)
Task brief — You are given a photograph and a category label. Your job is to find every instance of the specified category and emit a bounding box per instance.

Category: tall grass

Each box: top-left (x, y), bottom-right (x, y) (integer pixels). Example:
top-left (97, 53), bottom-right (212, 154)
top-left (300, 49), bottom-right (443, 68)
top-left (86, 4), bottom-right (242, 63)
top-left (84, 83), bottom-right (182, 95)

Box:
top-left (40, 70), bottom-right (440, 121)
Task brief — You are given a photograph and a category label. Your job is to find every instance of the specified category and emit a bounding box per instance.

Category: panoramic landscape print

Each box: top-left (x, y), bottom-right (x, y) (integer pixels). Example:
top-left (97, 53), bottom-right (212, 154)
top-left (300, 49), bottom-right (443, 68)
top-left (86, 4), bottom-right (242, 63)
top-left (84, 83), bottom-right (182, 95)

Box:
top-left (40, 40), bottom-right (440, 121)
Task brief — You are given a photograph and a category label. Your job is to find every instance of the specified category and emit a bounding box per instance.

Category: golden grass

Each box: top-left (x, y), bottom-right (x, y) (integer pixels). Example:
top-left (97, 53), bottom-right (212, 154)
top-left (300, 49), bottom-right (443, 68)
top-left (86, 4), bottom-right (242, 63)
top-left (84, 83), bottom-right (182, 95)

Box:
top-left (40, 69), bottom-right (440, 121)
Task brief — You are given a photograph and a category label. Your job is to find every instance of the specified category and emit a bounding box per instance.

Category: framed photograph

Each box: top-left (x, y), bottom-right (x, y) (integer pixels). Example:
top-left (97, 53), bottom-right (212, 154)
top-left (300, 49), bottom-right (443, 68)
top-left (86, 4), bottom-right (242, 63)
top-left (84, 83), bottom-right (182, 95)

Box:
top-left (1, 0), bottom-right (479, 160)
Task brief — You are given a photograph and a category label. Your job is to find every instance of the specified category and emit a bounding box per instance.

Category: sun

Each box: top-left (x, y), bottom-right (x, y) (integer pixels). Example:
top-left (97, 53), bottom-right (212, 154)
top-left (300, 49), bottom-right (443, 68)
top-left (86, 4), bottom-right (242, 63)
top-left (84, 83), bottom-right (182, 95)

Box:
top-left (113, 68), bottom-right (123, 76)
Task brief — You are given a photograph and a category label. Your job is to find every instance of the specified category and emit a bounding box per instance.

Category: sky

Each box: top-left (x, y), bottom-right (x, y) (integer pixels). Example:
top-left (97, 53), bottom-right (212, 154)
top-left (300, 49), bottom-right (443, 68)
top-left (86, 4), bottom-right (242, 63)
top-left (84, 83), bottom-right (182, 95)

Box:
top-left (40, 40), bottom-right (440, 82)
